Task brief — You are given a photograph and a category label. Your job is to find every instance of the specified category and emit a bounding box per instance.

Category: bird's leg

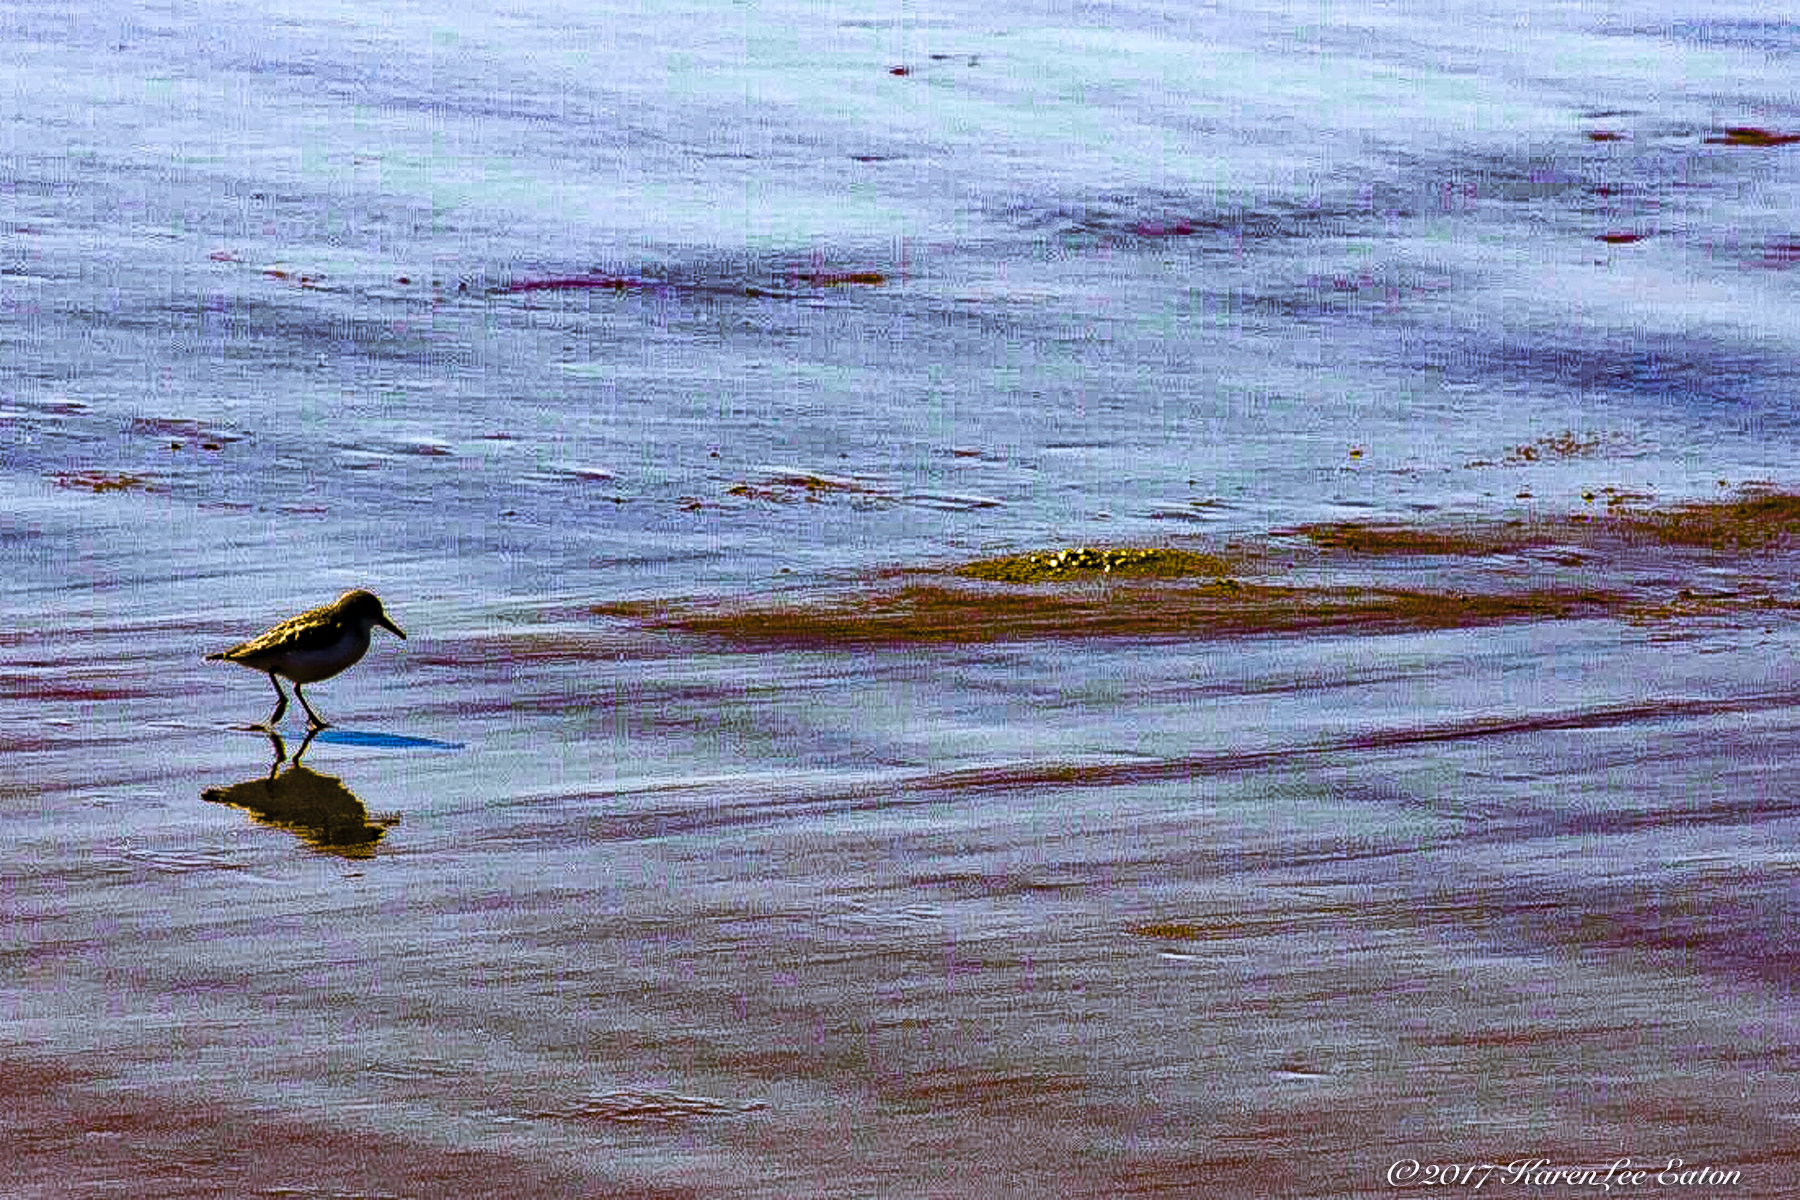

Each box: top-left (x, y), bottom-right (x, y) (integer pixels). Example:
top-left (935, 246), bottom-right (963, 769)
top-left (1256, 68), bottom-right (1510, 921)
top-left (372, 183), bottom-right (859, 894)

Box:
top-left (264, 728), bottom-right (288, 777)
top-left (265, 673), bottom-right (290, 728)
top-left (294, 683), bottom-right (330, 729)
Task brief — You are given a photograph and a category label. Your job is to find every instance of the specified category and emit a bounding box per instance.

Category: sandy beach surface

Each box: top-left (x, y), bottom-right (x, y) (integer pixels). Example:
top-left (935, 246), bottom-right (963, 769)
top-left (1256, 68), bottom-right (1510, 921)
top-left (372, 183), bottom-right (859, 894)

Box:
top-left (8, 518), bottom-right (1800, 1197)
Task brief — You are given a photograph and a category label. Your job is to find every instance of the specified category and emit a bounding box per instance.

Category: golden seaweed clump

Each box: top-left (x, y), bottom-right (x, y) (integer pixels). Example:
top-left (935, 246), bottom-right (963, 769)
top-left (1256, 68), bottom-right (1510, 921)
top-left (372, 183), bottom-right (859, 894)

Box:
top-left (953, 547), bottom-right (1235, 583)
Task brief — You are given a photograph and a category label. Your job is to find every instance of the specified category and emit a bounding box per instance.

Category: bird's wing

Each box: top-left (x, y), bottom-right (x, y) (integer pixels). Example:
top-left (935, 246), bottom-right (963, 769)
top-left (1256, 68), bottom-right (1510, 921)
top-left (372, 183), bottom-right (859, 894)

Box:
top-left (213, 606), bottom-right (343, 664)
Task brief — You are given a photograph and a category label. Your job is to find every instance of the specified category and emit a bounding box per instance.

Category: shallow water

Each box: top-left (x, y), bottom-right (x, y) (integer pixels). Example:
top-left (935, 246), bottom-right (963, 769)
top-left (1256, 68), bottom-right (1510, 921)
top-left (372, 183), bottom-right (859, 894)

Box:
top-left (6, 0), bottom-right (1800, 1195)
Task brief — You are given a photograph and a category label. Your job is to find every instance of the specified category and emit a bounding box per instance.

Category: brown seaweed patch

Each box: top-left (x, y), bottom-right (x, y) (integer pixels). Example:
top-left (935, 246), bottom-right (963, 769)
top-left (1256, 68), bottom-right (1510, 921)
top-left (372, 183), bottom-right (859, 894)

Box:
top-left (494, 275), bottom-right (650, 295)
top-left (1503, 430), bottom-right (1608, 463)
top-left (1287, 522), bottom-right (1543, 557)
top-left (790, 270), bottom-right (886, 287)
top-left (491, 275), bottom-right (797, 301)
top-left (953, 546), bottom-right (1234, 582)
top-left (602, 490), bottom-right (1800, 648)
top-left (263, 267), bottom-right (325, 287)
top-left (53, 471), bottom-right (159, 493)
top-left (726, 471), bottom-right (893, 506)
top-left (1288, 491), bottom-right (1800, 558)
top-left (1614, 490), bottom-right (1800, 550)
top-left (610, 581), bottom-right (1619, 647)
top-left (1705, 126), bottom-right (1800, 147)
top-left (1129, 898), bottom-right (1480, 945)
top-left (1129, 921), bottom-right (1227, 941)
top-left (1621, 586), bottom-right (1800, 625)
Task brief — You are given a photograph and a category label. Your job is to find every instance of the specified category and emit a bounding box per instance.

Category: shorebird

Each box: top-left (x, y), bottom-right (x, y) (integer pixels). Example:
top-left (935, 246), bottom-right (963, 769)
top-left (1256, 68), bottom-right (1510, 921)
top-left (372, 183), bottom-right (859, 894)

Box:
top-left (207, 590), bottom-right (406, 729)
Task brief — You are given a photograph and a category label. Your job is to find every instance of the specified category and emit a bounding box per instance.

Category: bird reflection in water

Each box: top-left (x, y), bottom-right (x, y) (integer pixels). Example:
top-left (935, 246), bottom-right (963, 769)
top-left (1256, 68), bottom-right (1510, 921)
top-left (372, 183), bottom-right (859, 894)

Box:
top-left (202, 728), bottom-right (399, 858)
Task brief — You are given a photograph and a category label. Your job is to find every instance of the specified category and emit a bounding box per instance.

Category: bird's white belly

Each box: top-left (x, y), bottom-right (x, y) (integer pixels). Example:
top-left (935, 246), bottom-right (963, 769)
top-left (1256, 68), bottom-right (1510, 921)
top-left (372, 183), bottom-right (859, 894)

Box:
top-left (273, 631), bottom-right (370, 683)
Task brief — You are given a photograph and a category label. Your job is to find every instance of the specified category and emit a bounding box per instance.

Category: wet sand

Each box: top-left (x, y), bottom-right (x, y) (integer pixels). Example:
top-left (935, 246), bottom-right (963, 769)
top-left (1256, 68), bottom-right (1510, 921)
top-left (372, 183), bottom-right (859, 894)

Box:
top-left (8, 497), bottom-right (1800, 1197)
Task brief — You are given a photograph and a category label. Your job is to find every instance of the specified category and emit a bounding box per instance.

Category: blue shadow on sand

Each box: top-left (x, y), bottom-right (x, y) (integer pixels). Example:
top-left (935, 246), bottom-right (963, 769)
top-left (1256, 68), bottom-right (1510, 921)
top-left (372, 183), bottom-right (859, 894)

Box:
top-left (309, 729), bottom-right (465, 751)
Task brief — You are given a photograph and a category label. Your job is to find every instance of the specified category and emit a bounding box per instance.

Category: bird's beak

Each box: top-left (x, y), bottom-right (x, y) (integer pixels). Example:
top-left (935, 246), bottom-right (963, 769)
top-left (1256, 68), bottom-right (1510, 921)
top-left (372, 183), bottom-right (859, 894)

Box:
top-left (380, 615), bottom-right (407, 639)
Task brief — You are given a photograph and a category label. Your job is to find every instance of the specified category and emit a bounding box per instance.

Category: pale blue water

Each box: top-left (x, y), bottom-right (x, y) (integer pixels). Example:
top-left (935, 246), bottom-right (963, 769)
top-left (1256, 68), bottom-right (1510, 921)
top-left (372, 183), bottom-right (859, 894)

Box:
top-left (9, 0), bottom-right (1800, 622)
top-left (5, 1), bottom-right (1800, 1195)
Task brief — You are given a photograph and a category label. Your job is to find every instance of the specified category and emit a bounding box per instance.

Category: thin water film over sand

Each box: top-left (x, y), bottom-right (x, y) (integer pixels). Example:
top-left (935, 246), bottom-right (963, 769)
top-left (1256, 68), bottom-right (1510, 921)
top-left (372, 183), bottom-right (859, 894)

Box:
top-left (9, 495), bottom-right (1800, 1197)
top-left (7, 0), bottom-right (1800, 1194)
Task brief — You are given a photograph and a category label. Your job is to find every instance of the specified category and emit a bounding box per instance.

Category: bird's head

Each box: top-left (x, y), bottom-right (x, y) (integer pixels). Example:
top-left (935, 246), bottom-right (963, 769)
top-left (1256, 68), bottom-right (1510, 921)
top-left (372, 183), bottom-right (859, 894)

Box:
top-left (338, 590), bottom-right (407, 639)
